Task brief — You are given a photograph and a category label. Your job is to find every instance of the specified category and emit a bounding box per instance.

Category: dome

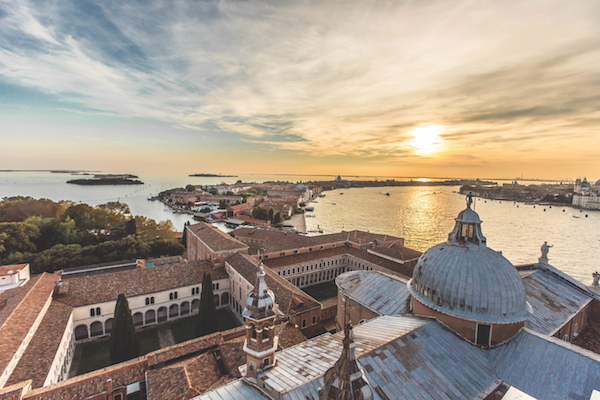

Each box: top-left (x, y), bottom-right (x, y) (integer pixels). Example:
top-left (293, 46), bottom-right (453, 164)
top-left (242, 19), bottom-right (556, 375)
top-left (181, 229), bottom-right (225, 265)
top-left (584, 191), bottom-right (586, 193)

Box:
top-left (408, 201), bottom-right (527, 324)
top-left (594, 179), bottom-right (600, 187)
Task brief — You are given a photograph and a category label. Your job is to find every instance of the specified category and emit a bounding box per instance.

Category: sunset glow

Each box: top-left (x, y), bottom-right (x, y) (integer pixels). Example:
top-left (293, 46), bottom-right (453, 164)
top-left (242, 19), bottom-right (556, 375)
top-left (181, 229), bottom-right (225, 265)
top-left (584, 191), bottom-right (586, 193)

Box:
top-left (410, 126), bottom-right (444, 155)
top-left (0, 0), bottom-right (599, 179)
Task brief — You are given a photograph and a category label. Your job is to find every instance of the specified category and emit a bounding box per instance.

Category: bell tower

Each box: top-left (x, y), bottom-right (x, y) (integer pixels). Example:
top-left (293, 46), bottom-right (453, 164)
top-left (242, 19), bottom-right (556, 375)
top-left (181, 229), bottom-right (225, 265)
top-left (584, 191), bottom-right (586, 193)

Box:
top-left (242, 261), bottom-right (278, 380)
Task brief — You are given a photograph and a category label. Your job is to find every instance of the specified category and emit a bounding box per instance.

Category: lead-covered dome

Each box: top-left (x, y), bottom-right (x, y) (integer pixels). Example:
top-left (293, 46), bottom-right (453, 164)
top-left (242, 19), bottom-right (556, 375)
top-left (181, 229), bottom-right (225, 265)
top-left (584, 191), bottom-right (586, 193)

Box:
top-left (408, 197), bottom-right (527, 324)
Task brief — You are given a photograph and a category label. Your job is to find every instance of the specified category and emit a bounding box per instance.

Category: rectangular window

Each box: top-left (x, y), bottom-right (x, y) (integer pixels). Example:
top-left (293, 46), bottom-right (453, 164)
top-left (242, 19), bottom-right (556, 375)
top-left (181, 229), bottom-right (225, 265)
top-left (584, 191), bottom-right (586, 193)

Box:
top-left (113, 394), bottom-right (123, 400)
top-left (264, 255), bottom-right (269, 259)
top-left (169, 293), bottom-right (173, 300)
top-left (151, 297), bottom-right (154, 304)
top-left (302, 319), bottom-right (307, 328)
top-left (90, 309), bottom-right (95, 317)
top-left (309, 248), bottom-right (312, 252)
top-left (476, 324), bottom-right (492, 347)
top-left (174, 292), bottom-right (178, 299)
top-left (146, 298), bottom-right (150, 305)
top-left (312, 316), bottom-right (317, 325)
top-left (332, 244), bottom-right (336, 248)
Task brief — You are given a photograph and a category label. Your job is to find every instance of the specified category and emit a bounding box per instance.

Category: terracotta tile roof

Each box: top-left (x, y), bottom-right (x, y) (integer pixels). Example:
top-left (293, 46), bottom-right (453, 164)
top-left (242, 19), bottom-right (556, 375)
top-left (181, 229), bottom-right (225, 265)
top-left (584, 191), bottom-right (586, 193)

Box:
top-left (368, 245), bottom-right (422, 261)
top-left (187, 222), bottom-right (248, 252)
top-left (0, 273), bottom-right (58, 376)
top-left (0, 380), bottom-right (31, 400)
top-left (6, 301), bottom-right (73, 388)
top-left (276, 322), bottom-right (308, 349)
top-left (55, 261), bottom-right (226, 307)
top-left (225, 253), bottom-right (321, 316)
top-left (321, 303), bottom-right (338, 321)
top-left (572, 319), bottom-right (600, 355)
top-left (146, 366), bottom-right (200, 400)
top-left (146, 330), bottom-right (224, 367)
top-left (0, 264), bottom-right (27, 276)
top-left (219, 340), bottom-right (246, 378)
top-left (25, 357), bottom-right (148, 400)
top-left (262, 246), bottom-right (415, 278)
top-left (231, 228), bottom-right (403, 254)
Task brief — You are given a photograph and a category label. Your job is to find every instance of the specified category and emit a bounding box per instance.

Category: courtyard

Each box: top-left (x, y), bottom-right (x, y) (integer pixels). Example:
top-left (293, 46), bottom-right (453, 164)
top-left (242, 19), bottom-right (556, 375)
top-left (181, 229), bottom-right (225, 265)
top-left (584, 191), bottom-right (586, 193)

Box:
top-left (72, 307), bottom-right (241, 376)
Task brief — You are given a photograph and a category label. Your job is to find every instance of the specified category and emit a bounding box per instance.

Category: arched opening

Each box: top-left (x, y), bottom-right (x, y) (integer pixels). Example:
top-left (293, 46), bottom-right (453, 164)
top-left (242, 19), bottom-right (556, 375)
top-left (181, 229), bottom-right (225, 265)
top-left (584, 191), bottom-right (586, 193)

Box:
top-left (221, 292), bottom-right (229, 305)
top-left (158, 307), bottom-right (168, 323)
top-left (214, 294), bottom-right (220, 307)
top-left (105, 318), bottom-right (114, 334)
top-left (90, 321), bottom-right (104, 337)
top-left (75, 324), bottom-right (88, 341)
top-left (191, 299), bottom-right (200, 313)
top-left (169, 304), bottom-right (179, 318)
top-left (181, 301), bottom-right (190, 315)
top-left (145, 309), bottom-right (156, 324)
top-left (133, 312), bottom-right (144, 326)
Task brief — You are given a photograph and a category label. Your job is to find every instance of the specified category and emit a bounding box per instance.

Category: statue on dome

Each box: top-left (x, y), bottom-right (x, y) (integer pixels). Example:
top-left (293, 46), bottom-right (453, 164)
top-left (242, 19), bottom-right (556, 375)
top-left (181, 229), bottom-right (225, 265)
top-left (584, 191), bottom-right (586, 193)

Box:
top-left (466, 192), bottom-right (474, 208)
top-left (593, 271), bottom-right (600, 287)
top-left (539, 241), bottom-right (553, 263)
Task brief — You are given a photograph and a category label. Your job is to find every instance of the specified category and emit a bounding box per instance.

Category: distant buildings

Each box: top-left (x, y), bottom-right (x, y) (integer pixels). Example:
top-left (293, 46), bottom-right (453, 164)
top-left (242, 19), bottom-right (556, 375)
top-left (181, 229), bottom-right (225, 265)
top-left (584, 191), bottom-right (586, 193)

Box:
top-left (573, 178), bottom-right (600, 210)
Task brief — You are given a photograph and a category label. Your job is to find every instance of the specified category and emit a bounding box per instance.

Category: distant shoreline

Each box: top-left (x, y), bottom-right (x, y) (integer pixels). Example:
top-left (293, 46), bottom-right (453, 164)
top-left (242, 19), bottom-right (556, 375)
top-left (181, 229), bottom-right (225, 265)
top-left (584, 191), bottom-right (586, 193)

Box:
top-left (189, 173), bottom-right (238, 177)
top-left (67, 178), bottom-right (144, 186)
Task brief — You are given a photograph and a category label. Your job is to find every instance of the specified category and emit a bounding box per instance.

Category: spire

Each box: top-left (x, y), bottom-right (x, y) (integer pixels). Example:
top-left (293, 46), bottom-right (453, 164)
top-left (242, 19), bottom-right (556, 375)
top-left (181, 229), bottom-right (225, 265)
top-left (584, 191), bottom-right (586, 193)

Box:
top-left (318, 303), bottom-right (373, 400)
top-left (242, 259), bottom-right (276, 320)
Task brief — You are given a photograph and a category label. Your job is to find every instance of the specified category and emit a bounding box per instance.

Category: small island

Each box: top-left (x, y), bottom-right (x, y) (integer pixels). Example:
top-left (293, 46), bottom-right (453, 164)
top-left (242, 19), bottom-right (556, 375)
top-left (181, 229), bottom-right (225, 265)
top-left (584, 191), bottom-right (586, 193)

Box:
top-left (189, 173), bottom-right (237, 177)
top-left (67, 177), bottom-right (143, 185)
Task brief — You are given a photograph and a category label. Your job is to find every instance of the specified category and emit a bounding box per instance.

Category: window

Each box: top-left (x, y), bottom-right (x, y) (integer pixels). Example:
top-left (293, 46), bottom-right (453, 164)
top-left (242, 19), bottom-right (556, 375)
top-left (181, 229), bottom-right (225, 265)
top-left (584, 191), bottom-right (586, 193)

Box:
top-left (95, 307), bottom-right (101, 315)
top-left (278, 271), bottom-right (281, 275)
top-left (321, 246), bottom-right (324, 250)
top-left (283, 270), bottom-right (286, 276)
top-left (90, 309), bottom-right (95, 317)
top-left (312, 315), bottom-right (317, 325)
top-left (294, 250), bottom-right (298, 254)
top-left (169, 293), bottom-right (173, 300)
top-left (302, 266), bottom-right (305, 272)
top-left (476, 324), bottom-right (492, 347)
top-left (151, 297), bottom-right (154, 304)
top-left (145, 298), bottom-right (150, 305)
top-left (264, 255), bottom-right (269, 259)
top-left (113, 394), bottom-right (123, 400)
top-left (302, 319), bottom-right (307, 328)
top-left (309, 248), bottom-right (312, 252)
top-left (280, 252), bottom-right (285, 257)
top-left (332, 244), bottom-right (336, 248)
top-left (174, 292), bottom-right (178, 299)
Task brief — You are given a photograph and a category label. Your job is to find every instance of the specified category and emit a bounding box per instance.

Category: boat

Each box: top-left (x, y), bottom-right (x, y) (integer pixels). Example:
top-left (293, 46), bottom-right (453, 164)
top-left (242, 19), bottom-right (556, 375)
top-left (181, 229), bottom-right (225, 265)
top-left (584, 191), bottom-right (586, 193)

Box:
top-left (385, 193), bottom-right (390, 196)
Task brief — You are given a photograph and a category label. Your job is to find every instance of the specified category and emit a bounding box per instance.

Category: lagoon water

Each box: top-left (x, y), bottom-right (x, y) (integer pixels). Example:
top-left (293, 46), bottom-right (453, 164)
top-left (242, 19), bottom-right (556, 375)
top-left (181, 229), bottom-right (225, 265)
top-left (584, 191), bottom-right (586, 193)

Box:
top-left (1, 171), bottom-right (598, 284)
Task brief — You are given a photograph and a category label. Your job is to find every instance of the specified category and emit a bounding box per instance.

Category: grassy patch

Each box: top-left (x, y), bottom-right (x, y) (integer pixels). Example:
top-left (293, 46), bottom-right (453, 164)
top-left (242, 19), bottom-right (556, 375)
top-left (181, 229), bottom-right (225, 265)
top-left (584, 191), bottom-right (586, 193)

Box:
top-left (77, 340), bottom-right (110, 375)
top-left (302, 281), bottom-right (338, 301)
top-left (170, 309), bottom-right (242, 344)
top-left (138, 328), bottom-right (161, 355)
top-left (77, 329), bottom-right (161, 375)
top-left (169, 317), bottom-right (196, 344)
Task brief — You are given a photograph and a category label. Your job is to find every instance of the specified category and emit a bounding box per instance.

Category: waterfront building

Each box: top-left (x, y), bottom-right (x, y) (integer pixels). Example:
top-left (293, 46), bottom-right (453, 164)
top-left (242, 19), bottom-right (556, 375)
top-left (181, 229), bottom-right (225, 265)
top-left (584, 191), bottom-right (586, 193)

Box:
top-left (573, 178), bottom-right (600, 210)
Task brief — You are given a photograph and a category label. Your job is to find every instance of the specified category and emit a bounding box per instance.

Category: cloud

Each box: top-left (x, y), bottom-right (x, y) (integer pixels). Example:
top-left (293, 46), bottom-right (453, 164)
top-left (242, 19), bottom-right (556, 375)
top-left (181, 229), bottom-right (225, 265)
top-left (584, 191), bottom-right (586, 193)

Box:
top-left (1, 0), bottom-right (600, 171)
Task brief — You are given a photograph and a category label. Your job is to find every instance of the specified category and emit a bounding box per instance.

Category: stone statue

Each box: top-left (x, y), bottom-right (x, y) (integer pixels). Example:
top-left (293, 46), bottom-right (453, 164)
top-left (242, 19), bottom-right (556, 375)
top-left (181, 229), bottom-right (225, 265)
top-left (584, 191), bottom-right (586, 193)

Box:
top-left (539, 241), bottom-right (553, 263)
top-left (593, 271), bottom-right (600, 287)
top-left (466, 192), bottom-right (474, 208)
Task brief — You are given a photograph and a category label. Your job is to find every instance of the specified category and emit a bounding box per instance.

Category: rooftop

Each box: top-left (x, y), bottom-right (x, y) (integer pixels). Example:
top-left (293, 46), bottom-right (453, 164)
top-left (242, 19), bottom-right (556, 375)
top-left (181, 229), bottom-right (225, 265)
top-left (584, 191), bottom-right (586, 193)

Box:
top-left (6, 301), bottom-right (73, 388)
top-left (225, 253), bottom-right (321, 316)
top-left (262, 246), bottom-right (415, 278)
top-left (0, 264), bottom-right (28, 276)
top-left (55, 261), bottom-right (226, 307)
top-left (336, 270), bottom-right (410, 316)
top-left (521, 268), bottom-right (593, 335)
top-left (231, 228), bottom-right (403, 254)
top-left (187, 222), bottom-right (248, 252)
top-left (0, 273), bottom-right (58, 377)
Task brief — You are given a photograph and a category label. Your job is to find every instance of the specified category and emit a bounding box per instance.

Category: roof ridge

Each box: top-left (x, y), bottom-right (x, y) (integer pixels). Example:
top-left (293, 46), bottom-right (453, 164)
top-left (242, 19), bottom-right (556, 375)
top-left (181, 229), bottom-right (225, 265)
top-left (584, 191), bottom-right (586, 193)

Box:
top-left (0, 273), bottom-right (52, 333)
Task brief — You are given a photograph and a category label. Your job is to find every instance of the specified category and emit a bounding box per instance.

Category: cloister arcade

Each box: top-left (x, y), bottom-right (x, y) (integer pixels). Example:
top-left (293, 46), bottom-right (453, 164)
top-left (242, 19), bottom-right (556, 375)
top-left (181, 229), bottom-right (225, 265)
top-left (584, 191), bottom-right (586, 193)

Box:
top-left (74, 292), bottom-right (230, 341)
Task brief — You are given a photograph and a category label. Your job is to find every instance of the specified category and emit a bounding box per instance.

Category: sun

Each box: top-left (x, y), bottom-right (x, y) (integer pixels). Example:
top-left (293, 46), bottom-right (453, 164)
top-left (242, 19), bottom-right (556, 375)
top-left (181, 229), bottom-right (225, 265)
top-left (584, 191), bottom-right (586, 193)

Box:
top-left (409, 125), bottom-right (444, 155)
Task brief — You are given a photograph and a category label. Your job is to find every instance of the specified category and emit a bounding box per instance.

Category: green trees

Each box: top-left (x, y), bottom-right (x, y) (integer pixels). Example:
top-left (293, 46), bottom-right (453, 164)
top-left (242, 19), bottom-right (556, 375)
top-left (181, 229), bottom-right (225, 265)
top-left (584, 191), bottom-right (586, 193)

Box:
top-left (0, 197), bottom-right (184, 273)
top-left (186, 184), bottom-right (196, 192)
top-left (109, 294), bottom-right (140, 365)
top-left (195, 273), bottom-right (218, 337)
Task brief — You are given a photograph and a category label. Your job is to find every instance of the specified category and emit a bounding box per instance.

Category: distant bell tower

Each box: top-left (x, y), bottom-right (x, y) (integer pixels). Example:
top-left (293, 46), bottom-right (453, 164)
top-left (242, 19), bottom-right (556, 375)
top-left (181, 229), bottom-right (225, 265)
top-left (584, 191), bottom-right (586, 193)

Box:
top-left (242, 261), bottom-right (279, 380)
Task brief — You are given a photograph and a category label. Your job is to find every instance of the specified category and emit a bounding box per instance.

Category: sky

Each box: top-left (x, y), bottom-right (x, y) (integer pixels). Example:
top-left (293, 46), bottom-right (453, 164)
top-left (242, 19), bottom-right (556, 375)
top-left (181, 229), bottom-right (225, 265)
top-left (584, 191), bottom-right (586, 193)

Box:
top-left (1, 0), bottom-right (599, 179)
